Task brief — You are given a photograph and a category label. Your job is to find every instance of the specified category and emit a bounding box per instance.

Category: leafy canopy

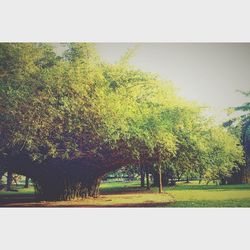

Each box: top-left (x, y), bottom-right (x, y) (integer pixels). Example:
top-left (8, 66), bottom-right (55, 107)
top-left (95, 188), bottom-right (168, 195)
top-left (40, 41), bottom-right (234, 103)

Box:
top-left (0, 43), bottom-right (243, 178)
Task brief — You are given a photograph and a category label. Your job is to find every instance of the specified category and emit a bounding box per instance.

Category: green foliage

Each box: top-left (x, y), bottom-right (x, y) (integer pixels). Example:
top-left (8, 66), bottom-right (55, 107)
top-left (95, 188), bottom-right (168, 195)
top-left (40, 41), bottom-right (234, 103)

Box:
top-left (224, 89), bottom-right (250, 183)
top-left (0, 43), bottom-right (243, 183)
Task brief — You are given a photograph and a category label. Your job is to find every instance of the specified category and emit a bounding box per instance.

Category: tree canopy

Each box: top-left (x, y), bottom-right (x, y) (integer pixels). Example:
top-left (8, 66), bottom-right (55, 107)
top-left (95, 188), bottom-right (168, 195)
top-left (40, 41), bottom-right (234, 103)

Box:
top-left (0, 43), bottom-right (244, 200)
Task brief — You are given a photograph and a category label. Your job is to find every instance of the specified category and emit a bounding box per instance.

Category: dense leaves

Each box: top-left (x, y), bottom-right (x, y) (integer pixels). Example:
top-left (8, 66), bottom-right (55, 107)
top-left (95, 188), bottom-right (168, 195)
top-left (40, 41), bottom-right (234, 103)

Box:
top-left (0, 43), bottom-right (244, 199)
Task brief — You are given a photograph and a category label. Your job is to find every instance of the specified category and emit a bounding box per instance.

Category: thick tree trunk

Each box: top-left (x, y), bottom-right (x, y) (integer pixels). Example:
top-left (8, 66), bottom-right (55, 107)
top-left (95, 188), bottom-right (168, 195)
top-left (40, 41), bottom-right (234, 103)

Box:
top-left (30, 161), bottom-right (106, 201)
top-left (158, 166), bottom-right (163, 193)
top-left (24, 177), bottom-right (29, 188)
top-left (3, 153), bottom-right (126, 201)
top-left (3, 155), bottom-right (104, 200)
top-left (6, 171), bottom-right (13, 191)
top-left (140, 166), bottom-right (145, 188)
top-left (33, 175), bottom-right (103, 201)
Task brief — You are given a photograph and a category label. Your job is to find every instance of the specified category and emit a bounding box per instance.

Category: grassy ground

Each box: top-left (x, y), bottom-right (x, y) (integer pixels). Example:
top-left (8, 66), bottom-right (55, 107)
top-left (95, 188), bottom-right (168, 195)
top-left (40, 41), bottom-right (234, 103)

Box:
top-left (1, 181), bottom-right (250, 207)
top-left (164, 181), bottom-right (250, 207)
top-left (101, 180), bottom-right (250, 207)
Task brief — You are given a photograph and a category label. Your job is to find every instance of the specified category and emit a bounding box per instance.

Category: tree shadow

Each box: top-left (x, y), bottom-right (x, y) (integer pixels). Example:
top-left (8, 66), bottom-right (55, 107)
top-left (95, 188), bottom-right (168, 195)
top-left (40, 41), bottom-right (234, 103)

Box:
top-left (0, 193), bottom-right (38, 206)
top-left (100, 185), bottom-right (146, 195)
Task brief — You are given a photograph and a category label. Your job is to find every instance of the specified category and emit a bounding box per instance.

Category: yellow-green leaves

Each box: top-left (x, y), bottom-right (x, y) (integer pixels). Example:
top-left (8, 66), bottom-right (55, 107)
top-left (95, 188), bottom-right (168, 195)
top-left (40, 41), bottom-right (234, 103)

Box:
top-left (0, 43), bottom-right (244, 178)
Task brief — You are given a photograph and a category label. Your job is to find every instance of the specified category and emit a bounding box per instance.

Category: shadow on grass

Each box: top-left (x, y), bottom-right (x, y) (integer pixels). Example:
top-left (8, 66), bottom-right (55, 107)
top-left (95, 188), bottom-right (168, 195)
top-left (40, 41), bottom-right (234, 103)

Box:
top-left (101, 186), bottom-right (146, 195)
top-left (0, 201), bottom-right (171, 208)
top-left (0, 193), bottom-right (38, 206)
top-left (55, 202), bottom-right (170, 208)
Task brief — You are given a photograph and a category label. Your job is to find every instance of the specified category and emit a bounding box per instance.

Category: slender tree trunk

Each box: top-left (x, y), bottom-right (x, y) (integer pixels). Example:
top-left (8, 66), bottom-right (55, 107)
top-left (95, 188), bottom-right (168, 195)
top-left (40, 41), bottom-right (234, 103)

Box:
top-left (146, 166), bottom-right (150, 190)
top-left (153, 171), bottom-right (159, 187)
top-left (24, 177), bottom-right (29, 188)
top-left (6, 171), bottom-right (12, 191)
top-left (198, 173), bottom-right (203, 184)
top-left (0, 169), bottom-right (5, 184)
top-left (176, 171), bottom-right (183, 182)
top-left (0, 169), bottom-right (5, 190)
top-left (244, 155), bottom-right (250, 184)
top-left (158, 165), bottom-right (163, 193)
top-left (140, 166), bottom-right (145, 188)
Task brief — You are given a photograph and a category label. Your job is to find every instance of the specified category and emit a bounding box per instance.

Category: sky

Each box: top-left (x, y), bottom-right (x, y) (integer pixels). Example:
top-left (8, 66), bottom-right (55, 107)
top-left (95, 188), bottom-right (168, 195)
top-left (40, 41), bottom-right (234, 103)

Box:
top-left (96, 43), bottom-right (250, 122)
top-left (56, 43), bottom-right (250, 122)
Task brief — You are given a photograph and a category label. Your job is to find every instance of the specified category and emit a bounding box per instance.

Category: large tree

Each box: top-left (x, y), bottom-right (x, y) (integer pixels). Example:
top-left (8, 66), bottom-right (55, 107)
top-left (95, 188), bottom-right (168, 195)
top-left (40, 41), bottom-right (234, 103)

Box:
top-left (0, 43), bottom-right (244, 200)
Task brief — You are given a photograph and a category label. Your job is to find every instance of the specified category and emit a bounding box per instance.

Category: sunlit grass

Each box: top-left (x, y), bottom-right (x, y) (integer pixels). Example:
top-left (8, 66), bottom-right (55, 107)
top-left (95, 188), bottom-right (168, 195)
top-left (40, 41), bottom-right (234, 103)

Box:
top-left (37, 193), bottom-right (173, 207)
top-left (0, 186), bottom-right (35, 196)
top-left (163, 181), bottom-right (250, 207)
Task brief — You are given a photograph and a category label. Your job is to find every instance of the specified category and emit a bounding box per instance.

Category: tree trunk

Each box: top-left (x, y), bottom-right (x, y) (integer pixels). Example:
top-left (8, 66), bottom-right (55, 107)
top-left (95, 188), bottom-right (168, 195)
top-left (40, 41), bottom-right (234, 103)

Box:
top-left (3, 153), bottom-right (123, 201)
top-left (24, 177), bottom-right (29, 188)
top-left (243, 153), bottom-right (250, 184)
top-left (198, 173), bottom-right (203, 184)
top-left (146, 166), bottom-right (150, 190)
top-left (176, 170), bottom-right (183, 182)
top-left (220, 178), bottom-right (226, 185)
top-left (0, 169), bottom-right (5, 184)
top-left (6, 171), bottom-right (13, 191)
top-left (140, 166), bottom-right (145, 188)
top-left (152, 170), bottom-right (167, 187)
top-left (0, 169), bottom-right (5, 190)
top-left (158, 165), bottom-right (163, 193)
top-left (6, 155), bottom-right (105, 201)
top-left (153, 171), bottom-right (158, 186)
top-left (33, 175), bottom-right (102, 201)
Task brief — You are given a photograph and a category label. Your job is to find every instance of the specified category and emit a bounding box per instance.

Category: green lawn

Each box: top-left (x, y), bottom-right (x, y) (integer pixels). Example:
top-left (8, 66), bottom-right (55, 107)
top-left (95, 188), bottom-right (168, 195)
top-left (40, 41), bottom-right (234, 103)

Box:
top-left (100, 180), bottom-right (250, 207)
top-left (1, 181), bottom-right (250, 207)
top-left (0, 186), bottom-right (35, 196)
top-left (163, 181), bottom-right (250, 207)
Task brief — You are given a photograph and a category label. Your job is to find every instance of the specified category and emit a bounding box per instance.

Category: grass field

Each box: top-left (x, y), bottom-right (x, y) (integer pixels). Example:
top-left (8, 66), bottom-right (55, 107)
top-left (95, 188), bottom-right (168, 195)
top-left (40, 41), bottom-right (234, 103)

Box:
top-left (1, 180), bottom-right (250, 207)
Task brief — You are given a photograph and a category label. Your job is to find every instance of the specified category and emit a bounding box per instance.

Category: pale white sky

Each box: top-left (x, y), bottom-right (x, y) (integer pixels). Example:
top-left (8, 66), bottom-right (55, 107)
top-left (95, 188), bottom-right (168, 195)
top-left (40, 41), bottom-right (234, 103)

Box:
top-left (56, 43), bottom-right (250, 122)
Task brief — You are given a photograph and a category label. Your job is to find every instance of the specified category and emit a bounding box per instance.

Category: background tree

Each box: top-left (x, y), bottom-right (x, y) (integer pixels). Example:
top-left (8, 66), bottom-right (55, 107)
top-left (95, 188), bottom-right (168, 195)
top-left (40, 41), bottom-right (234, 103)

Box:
top-left (224, 90), bottom-right (250, 183)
